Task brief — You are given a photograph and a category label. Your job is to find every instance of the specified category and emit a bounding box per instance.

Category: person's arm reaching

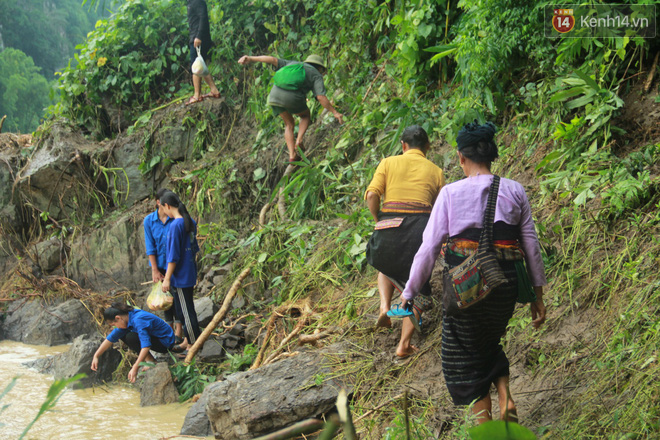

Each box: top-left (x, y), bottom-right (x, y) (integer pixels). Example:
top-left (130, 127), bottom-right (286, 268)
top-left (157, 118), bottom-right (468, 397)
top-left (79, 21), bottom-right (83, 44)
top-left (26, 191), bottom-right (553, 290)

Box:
top-left (316, 95), bottom-right (344, 124)
top-left (91, 339), bottom-right (113, 371)
top-left (128, 346), bottom-right (152, 383)
top-left (238, 55), bottom-right (278, 67)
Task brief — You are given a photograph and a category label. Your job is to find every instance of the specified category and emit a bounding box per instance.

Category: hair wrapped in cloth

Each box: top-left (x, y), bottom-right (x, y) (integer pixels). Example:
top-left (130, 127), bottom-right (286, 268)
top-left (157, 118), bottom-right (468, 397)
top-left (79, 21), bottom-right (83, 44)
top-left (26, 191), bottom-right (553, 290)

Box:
top-left (456, 120), bottom-right (496, 151)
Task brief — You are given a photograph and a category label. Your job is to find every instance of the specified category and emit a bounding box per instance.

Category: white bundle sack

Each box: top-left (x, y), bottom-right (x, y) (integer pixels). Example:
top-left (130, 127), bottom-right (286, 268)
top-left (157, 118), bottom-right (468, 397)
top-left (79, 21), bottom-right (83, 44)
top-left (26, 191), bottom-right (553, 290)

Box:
top-left (192, 45), bottom-right (209, 77)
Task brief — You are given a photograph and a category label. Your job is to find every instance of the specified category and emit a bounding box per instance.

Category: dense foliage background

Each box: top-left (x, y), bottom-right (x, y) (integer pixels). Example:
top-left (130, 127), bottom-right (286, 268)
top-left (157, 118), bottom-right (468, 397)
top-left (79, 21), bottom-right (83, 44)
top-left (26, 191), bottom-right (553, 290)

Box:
top-left (5, 0), bottom-right (660, 437)
top-left (0, 0), bottom-right (111, 132)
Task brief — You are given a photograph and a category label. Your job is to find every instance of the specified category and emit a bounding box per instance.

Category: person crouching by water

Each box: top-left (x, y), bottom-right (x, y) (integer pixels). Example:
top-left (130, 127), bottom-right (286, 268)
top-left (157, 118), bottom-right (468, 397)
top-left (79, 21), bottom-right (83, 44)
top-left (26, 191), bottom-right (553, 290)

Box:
top-left (91, 302), bottom-right (176, 383)
top-left (159, 191), bottom-right (202, 352)
top-left (401, 120), bottom-right (547, 424)
top-left (364, 125), bottom-right (445, 358)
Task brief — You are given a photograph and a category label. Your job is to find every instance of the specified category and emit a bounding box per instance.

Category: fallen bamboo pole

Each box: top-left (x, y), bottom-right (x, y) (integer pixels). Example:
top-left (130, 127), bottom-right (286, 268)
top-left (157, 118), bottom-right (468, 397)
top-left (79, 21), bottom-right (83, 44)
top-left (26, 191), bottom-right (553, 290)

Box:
top-left (184, 264), bottom-right (253, 364)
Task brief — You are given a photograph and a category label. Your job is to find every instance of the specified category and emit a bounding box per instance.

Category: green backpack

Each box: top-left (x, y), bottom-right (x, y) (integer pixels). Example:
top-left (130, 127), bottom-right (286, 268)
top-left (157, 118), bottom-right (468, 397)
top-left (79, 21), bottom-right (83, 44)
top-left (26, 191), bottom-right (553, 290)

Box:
top-left (273, 63), bottom-right (306, 91)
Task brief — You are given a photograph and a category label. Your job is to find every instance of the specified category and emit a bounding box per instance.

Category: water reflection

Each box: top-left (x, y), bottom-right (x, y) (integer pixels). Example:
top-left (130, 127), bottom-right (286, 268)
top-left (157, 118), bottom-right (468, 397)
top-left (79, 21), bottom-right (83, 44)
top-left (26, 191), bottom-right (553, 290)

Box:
top-left (0, 340), bottom-right (196, 439)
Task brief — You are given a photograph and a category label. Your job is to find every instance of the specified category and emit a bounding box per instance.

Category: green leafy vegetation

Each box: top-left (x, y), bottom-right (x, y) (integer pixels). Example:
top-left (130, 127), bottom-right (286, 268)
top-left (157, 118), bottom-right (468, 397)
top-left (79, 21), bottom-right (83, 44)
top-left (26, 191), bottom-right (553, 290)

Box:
top-left (0, 49), bottom-right (51, 133)
top-left (0, 0), bottom-right (111, 133)
top-left (15, 0), bottom-right (660, 436)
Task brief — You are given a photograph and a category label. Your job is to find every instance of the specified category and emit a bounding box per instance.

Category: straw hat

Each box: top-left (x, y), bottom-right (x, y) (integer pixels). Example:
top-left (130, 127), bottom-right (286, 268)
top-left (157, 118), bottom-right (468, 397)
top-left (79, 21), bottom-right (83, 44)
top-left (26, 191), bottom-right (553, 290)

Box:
top-left (303, 54), bottom-right (326, 70)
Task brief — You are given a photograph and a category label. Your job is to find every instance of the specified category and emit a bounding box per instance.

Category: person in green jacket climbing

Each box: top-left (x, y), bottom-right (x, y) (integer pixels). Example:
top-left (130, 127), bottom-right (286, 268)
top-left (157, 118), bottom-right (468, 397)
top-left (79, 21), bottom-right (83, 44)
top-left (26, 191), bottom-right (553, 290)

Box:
top-left (237, 54), bottom-right (344, 163)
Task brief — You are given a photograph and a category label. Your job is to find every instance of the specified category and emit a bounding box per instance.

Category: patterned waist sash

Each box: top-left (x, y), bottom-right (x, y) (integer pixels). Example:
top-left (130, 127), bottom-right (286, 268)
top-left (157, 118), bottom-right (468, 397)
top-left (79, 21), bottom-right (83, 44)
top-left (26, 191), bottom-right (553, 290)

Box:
top-left (381, 201), bottom-right (432, 214)
top-left (444, 238), bottom-right (526, 261)
top-left (444, 238), bottom-right (536, 303)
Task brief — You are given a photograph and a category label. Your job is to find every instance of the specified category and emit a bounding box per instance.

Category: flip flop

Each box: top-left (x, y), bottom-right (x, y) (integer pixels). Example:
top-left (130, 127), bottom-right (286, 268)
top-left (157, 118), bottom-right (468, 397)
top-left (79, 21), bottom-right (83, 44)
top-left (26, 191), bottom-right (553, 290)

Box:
top-left (202, 92), bottom-right (222, 99)
top-left (387, 303), bottom-right (414, 319)
top-left (387, 303), bottom-right (423, 333)
top-left (185, 95), bottom-right (204, 106)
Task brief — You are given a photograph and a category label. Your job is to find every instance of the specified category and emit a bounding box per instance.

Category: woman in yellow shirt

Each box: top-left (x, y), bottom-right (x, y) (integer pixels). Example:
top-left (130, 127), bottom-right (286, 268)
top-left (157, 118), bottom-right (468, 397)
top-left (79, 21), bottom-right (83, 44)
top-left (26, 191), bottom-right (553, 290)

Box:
top-left (365, 125), bottom-right (445, 357)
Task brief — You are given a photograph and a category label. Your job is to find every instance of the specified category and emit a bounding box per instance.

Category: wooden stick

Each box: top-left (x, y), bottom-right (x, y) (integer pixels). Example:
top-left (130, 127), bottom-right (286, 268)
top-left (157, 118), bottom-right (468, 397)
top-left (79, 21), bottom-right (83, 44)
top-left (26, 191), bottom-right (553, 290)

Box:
top-left (361, 63), bottom-right (387, 105)
top-left (250, 313), bottom-right (278, 370)
top-left (644, 51), bottom-right (659, 93)
top-left (184, 264), bottom-right (253, 364)
top-left (298, 330), bottom-right (333, 346)
top-left (250, 419), bottom-right (325, 440)
top-left (140, 280), bottom-right (155, 285)
top-left (276, 163), bottom-right (297, 221)
top-left (259, 202), bottom-right (272, 226)
top-left (354, 393), bottom-right (404, 423)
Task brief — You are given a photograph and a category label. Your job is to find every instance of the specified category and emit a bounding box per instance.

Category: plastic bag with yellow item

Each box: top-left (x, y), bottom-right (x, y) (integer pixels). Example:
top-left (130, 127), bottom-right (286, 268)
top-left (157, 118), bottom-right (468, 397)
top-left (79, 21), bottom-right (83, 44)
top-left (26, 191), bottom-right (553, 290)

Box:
top-left (146, 281), bottom-right (173, 311)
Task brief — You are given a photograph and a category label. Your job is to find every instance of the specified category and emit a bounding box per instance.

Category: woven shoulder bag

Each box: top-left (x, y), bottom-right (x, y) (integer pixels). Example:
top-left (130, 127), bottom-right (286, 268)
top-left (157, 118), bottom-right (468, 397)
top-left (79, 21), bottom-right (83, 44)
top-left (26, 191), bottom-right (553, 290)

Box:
top-left (443, 175), bottom-right (508, 316)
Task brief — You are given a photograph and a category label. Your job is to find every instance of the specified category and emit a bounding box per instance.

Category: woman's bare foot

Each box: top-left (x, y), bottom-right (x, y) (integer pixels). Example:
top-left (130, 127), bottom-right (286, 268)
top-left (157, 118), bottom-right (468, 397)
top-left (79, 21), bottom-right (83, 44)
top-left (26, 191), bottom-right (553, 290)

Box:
top-left (376, 313), bottom-right (392, 328)
top-left (395, 344), bottom-right (418, 358)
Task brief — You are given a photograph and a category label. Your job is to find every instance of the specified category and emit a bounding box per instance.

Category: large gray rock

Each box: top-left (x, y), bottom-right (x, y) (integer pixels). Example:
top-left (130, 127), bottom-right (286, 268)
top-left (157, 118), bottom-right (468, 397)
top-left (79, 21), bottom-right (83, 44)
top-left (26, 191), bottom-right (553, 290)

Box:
top-left (15, 124), bottom-right (106, 221)
top-left (139, 362), bottom-right (179, 406)
top-left (198, 336), bottom-right (225, 363)
top-left (33, 238), bottom-right (64, 273)
top-left (180, 389), bottom-right (213, 437)
top-left (0, 133), bottom-right (25, 233)
top-left (200, 345), bottom-right (351, 439)
top-left (111, 139), bottom-right (152, 206)
top-left (67, 210), bottom-right (146, 291)
top-left (24, 334), bottom-right (121, 388)
top-left (1, 299), bottom-right (97, 345)
top-left (194, 297), bottom-right (218, 328)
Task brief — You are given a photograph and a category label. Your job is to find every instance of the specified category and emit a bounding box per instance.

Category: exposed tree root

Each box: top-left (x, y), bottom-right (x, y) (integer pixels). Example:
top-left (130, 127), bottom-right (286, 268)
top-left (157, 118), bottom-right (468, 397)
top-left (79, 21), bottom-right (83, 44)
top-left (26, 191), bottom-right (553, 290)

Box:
top-left (251, 298), bottom-right (313, 369)
top-left (184, 263), bottom-right (253, 364)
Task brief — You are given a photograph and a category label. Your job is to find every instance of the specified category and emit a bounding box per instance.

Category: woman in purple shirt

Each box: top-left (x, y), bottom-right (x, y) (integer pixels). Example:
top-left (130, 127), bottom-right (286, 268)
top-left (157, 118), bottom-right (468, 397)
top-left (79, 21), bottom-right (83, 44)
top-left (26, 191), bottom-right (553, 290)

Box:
top-left (401, 121), bottom-right (547, 424)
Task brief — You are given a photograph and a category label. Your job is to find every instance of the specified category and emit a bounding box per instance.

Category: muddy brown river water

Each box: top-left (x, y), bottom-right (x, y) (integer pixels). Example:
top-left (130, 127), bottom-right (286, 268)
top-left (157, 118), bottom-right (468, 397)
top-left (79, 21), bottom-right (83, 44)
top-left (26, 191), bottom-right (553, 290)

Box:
top-left (0, 340), bottom-right (199, 439)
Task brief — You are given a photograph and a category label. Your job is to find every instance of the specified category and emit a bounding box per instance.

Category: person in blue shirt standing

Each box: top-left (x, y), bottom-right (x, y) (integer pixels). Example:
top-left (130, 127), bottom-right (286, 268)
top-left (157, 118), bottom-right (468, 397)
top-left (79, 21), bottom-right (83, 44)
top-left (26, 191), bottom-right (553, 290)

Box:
top-left (91, 302), bottom-right (176, 383)
top-left (143, 188), bottom-right (183, 339)
top-left (160, 191), bottom-right (201, 351)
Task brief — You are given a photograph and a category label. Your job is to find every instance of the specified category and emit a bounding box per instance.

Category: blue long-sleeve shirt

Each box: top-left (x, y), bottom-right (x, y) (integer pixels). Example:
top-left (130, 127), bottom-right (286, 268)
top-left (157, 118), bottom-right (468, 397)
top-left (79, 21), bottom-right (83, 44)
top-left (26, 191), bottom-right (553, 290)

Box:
top-left (143, 210), bottom-right (172, 270)
top-left (107, 309), bottom-right (175, 349)
top-left (166, 218), bottom-right (199, 288)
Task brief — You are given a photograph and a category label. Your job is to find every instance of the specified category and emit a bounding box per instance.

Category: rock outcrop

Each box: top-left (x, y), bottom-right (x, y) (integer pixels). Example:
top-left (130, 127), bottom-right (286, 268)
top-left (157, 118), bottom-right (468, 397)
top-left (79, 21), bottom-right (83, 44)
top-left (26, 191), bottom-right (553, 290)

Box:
top-left (139, 362), bottom-right (179, 406)
top-left (67, 209), bottom-right (146, 291)
top-left (25, 334), bottom-right (121, 388)
top-left (186, 344), bottom-right (352, 440)
top-left (180, 390), bottom-right (214, 437)
top-left (1, 299), bottom-right (97, 345)
top-left (15, 124), bottom-right (106, 222)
